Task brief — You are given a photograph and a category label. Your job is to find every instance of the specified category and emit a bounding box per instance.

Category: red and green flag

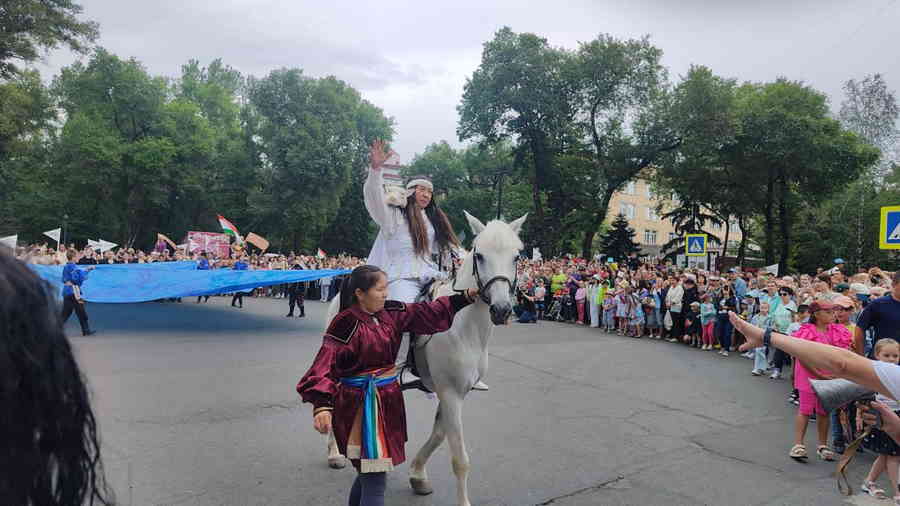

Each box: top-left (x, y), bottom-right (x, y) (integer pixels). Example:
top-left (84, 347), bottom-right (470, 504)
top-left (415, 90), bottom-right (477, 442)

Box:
top-left (217, 214), bottom-right (241, 242)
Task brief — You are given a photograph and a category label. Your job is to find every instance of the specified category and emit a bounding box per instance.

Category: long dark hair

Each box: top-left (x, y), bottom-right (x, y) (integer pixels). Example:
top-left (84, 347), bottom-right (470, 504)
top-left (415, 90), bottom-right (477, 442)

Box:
top-left (401, 177), bottom-right (460, 257)
top-left (0, 251), bottom-right (113, 505)
top-left (339, 265), bottom-right (387, 312)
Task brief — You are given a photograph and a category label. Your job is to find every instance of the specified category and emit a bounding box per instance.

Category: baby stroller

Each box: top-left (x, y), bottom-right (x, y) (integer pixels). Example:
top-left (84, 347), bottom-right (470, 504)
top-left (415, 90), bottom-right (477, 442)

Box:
top-left (559, 294), bottom-right (576, 322)
top-left (545, 297), bottom-right (563, 321)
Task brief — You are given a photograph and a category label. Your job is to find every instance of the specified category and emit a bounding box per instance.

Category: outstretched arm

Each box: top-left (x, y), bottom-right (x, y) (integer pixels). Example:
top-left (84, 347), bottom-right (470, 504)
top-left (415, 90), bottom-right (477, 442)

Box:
top-left (729, 312), bottom-right (890, 398)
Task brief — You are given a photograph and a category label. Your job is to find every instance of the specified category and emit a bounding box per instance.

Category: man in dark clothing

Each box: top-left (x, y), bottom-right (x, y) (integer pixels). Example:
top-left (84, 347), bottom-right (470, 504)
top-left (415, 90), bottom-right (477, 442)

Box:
top-left (196, 252), bottom-right (211, 303)
top-left (61, 250), bottom-right (96, 336)
top-left (286, 262), bottom-right (306, 318)
top-left (854, 271), bottom-right (900, 356)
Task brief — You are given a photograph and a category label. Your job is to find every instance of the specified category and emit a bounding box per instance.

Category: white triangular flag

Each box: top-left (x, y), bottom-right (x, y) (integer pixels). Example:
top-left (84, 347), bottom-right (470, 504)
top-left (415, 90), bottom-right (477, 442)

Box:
top-left (98, 239), bottom-right (118, 253)
top-left (0, 234), bottom-right (17, 249)
top-left (43, 228), bottom-right (61, 244)
top-left (87, 239), bottom-right (101, 251)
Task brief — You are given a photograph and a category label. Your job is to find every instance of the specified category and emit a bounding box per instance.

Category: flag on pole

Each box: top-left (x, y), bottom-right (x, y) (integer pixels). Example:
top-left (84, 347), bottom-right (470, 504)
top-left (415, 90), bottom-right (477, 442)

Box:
top-left (157, 233), bottom-right (177, 251)
top-left (43, 228), bottom-right (61, 244)
top-left (317, 248), bottom-right (326, 259)
top-left (0, 234), bottom-right (17, 250)
top-left (98, 239), bottom-right (118, 253)
top-left (88, 239), bottom-right (101, 251)
top-left (216, 215), bottom-right (241, 242)
top-left (245, 232), bottom-right (270, 252)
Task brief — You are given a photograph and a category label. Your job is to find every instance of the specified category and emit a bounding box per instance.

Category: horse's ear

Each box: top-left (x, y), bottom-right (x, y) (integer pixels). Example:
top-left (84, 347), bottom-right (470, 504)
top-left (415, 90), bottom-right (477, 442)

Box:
top-left (464, 211), bottom-right (486, 236)
top-left (508, 214), bottom-right (528, 235)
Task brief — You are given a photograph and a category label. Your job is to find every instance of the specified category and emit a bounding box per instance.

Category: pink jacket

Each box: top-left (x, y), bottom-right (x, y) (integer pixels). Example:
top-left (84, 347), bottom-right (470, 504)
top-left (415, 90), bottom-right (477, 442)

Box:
top-left (792, 323), bottom-right (852, 393)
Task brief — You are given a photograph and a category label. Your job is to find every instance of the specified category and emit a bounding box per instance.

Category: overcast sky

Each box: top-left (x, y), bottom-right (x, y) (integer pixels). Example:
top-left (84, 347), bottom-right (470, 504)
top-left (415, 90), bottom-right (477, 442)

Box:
top-left (37, 0), bottom-right (900, 162)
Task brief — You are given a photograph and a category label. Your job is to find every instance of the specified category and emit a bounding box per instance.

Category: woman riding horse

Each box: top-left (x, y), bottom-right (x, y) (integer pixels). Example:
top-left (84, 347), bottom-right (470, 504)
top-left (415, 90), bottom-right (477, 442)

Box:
top-left (297, 265), bottom-right (479, 506)
top-left (364, 140), bottom-right (487, 391)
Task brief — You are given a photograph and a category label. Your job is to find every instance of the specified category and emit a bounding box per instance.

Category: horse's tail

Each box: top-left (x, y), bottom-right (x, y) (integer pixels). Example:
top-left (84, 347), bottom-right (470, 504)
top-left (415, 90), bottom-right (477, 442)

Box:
top-left (323, 293), bottom-right (342, 333)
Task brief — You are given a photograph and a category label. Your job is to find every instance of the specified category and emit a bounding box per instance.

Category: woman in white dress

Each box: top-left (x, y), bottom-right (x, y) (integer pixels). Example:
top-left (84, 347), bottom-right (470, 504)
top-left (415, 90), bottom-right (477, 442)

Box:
top-left (364, 141), bottom-right (487, 390)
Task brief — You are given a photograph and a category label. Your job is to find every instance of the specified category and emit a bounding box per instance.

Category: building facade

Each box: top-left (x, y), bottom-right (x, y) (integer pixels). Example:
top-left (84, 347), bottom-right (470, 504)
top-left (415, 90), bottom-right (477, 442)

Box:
top-left (606, 178), bottom-right (742, 258)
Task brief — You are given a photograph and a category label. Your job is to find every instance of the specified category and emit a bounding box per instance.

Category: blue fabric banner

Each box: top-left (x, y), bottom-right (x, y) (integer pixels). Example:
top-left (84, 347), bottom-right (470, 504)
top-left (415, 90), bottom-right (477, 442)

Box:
top-left (30, 262), bottom-right (349, 303)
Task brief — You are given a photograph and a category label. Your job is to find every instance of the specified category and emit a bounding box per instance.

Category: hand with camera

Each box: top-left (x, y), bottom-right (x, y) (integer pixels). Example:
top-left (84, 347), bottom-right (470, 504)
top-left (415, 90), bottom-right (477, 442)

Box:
top-left (863, 401), bottom-right (900, 440)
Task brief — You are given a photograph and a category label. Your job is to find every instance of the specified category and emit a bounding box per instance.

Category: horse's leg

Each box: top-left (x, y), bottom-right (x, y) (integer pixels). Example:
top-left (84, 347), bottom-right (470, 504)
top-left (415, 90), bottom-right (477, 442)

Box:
top-left (326, 428), bottom-right (345, 469)
top-left (442, 393), bottom-right (471, 506)
top-left (409, 404), bottom-right (445, 495)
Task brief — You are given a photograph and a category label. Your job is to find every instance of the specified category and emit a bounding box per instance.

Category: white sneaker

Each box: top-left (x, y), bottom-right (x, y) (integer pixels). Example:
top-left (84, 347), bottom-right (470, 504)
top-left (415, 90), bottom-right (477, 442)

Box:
top-left (721, 351), bottom-right (729, 357)
top-left (751, 369), bottom-right (763, 376)
top-left (770, 370), bottom-right (782, 380)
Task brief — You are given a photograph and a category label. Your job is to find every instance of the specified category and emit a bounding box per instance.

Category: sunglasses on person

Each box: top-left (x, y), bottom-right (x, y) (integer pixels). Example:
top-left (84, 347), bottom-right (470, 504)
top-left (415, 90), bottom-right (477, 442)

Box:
top-left (778, 291), bottom-right (791, 296)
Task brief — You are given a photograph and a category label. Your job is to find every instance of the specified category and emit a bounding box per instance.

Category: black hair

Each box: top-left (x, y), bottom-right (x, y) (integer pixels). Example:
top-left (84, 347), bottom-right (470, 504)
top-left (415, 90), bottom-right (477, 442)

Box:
top-left (0, 251), bottom-right (113, 505)
top-left (338, 265), bottom-right (388, 312)
top-left (778, 286), bottom-right (795, 296)
top-left (401, 176), bottom-right (460, 257)
top-left (797, 304), bottom-right (810, 314)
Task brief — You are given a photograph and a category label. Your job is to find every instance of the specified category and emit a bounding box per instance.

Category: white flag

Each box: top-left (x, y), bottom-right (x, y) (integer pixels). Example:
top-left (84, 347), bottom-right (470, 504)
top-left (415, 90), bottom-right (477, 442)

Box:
top-left (43, 228), bottom-right (61, 244)
top-left (0, 234), bottom-right (17, 249)
top-left (98, 239), bottom-right (118, 253)
top-left (532, 247), bottom-right (542, 261)
top-left (763, 263), bottom-right (780, 276)
top-left (87, 239), bottom-right (101, 251)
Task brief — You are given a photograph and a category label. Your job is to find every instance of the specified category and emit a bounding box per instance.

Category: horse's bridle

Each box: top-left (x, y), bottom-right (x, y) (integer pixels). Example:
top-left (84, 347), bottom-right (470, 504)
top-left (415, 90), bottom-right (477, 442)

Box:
top-left (469, 244), bottom-right (517, 305)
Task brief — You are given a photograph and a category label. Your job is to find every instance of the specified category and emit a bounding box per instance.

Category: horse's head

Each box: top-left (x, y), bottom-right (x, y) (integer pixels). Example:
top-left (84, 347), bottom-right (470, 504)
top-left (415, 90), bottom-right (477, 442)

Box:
top-left (455, 211), bottom-right (527, 325)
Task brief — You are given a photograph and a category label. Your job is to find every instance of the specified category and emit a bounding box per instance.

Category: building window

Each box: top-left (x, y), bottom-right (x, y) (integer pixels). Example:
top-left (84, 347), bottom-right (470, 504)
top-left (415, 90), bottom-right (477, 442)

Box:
top-left (646, 185), bottom-right (654, 199)
top-left (712, 222), bottom-right (722, 230)
top-left (645, 206), bottom-right (659, 221)
top-left (619, 203), bottom-right (635, 219)
top-left (644, 229), bottom-right (657, 245)
top-left (624, 181), bottom-right (636, 195)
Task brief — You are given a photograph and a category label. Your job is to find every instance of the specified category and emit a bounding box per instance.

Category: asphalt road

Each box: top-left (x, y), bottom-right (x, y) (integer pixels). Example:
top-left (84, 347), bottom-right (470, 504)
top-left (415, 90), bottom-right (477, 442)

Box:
top-left (67, 297), bottom-right (883, 506)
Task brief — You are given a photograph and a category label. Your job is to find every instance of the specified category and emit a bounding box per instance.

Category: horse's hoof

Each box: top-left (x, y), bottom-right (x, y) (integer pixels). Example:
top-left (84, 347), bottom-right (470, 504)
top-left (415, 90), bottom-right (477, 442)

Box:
top-left (328, 456), bottom-right (346, 469)
top-left (410, 477), bottom-right (434, 495)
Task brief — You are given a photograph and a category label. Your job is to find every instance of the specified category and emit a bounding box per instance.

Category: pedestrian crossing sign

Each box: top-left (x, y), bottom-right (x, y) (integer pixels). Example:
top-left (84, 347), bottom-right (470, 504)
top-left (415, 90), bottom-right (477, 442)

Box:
top-left (685, 234), bottom-right (707, 257)
top-left (880, 206), bottom-right (900, 250)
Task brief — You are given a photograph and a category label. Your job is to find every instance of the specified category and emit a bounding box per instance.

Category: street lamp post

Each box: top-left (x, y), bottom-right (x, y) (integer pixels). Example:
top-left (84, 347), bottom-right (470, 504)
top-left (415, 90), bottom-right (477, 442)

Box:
top-left (63, 214), bottom-right (69, 248)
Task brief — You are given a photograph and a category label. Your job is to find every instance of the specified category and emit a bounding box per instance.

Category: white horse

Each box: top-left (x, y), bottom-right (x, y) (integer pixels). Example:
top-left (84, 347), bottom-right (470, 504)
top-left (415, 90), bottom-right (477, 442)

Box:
top-left (322, 212), bottom-right (526, 506)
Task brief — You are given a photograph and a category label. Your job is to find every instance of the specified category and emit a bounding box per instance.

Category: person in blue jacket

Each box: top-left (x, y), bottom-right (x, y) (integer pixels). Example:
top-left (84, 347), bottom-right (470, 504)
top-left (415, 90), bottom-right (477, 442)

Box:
top-left (231, 255), bottom-right (249, 308)
top-left (61, 249), bottom-right (96, 336)
top-left (196, 251), bottom-right (211, 303)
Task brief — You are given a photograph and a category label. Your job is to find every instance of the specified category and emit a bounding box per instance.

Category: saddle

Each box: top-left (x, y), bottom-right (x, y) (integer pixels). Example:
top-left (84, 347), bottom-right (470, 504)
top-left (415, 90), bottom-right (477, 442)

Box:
top-left (399, 279), bottom-right (448, 393)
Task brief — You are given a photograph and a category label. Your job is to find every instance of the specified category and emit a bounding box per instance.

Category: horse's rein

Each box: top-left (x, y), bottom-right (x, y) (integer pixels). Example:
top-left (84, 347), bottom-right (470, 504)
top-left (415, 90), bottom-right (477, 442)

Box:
top-left (469, 244), bottom-right (516, 305)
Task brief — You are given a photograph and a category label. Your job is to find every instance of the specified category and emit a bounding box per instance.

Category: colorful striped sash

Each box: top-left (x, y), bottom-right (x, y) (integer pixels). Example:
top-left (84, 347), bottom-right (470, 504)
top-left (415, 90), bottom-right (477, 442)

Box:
top-left (340, 366), bottom-right (398, 473)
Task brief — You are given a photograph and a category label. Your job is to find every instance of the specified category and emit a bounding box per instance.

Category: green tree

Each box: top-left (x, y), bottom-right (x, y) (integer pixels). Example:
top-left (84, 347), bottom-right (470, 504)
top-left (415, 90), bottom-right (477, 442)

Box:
top-left (732, 79), bottom-right (879, 274)
top-left (247, 69), bottom-right (393, 252)
top-left (598, 213), bottom-right (640, 261)
top-left (0, 0), bottom-right (98, 79)
top-left (50, 49), bottom-right (217, 247)
top-left (571, 34), bottom-right (679, 258)
top-left (458, 27), bottom-right (577, 255)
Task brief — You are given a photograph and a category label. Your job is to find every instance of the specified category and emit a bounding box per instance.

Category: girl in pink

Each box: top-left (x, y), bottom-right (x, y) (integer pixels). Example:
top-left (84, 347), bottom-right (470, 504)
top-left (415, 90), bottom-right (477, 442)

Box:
top-left (789, 301), bottom-right (852, 462)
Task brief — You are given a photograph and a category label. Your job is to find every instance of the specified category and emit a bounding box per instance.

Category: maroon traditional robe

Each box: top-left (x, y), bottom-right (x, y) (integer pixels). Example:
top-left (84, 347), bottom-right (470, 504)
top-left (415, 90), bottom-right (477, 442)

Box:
top-left (297, 294), bottom-right (471, 469)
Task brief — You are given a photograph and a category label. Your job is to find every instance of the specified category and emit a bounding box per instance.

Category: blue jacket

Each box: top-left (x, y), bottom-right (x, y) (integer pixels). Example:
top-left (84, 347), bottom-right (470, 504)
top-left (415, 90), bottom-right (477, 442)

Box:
top-left (62, 262), bottom-right (89, 297)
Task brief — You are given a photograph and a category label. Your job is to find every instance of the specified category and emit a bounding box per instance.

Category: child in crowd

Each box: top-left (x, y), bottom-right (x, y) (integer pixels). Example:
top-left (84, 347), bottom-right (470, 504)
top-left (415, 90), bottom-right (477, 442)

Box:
top-left (643, 293), bottom-right (659, 339)
top-left (699, 294), bottom-right (717, 351)
top-left (859, 339), bottom-right (900, 501)
top-left (629, 291), bottom-right (645, 338)
top-left (602, 286), bottom-right (616, 332)
top-left (787, 305), bottom-right (811, 406)
top-left (615, 285), bottom-right (631, 334)
top-left (534, 280), bottom-right (547, 320)
top-left (750, 302), bottom-right (772, 375)
top-left (684, 301), bottom-right (702, 347)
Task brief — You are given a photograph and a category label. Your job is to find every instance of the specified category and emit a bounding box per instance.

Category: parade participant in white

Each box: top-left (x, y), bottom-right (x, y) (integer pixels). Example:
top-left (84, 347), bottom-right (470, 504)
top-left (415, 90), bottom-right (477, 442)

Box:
top-left (363, 140), bottom-right (460, 303)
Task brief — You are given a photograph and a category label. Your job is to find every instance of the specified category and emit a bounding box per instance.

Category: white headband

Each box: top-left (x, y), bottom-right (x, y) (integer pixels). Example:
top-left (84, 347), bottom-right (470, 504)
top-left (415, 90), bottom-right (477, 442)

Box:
top-left (405, 179), bottom-right (433, 191)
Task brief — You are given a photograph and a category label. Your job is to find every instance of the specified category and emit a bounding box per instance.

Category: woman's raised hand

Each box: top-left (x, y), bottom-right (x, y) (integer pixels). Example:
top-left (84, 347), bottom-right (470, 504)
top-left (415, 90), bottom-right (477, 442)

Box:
top-left (369, 140), bottom-right (390, 172)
